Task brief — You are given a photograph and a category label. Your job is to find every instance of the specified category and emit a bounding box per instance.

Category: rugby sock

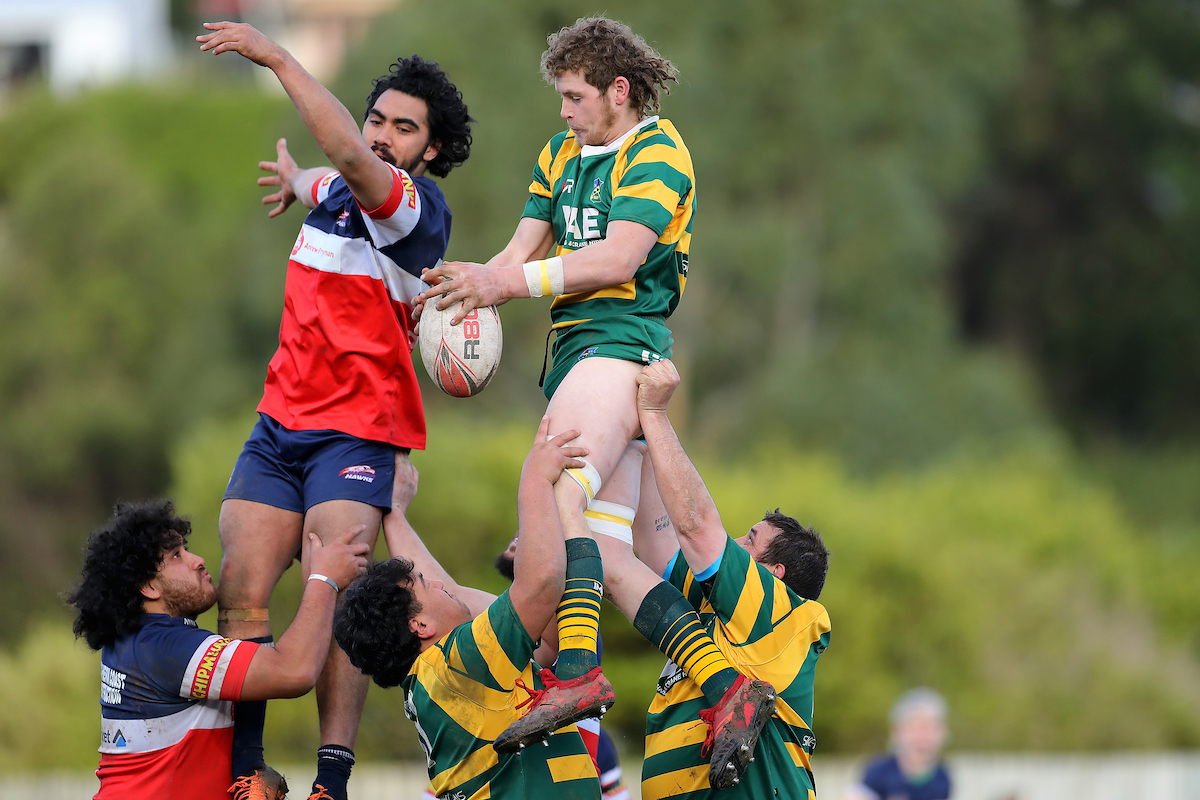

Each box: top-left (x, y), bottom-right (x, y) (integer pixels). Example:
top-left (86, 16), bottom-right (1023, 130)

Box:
top-left (633, 581), bottom-right (739, 707)
top-left (313, 745), bottom-right (355, 800)
top-left (554, 537), bottom-right (605, 680)
top-left (230, 635), bottom-right (273, 780)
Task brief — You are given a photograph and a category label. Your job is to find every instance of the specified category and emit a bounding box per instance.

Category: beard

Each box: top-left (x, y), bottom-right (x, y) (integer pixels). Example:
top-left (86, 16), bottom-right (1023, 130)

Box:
top-left (160, 574), bottom-right (217, 619)
top-left (493, 551), bottom-right (515, 582)
top-left (374, 145), bottom-right (427, 175)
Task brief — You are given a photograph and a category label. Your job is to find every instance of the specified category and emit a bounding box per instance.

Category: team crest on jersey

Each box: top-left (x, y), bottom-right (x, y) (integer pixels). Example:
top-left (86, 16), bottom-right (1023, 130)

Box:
top-left (578, 346), bottom-right (599, 361)
top-left (336, 210), bottom-right (350, 228)
top-left (340, 465), bottom-right (377, 483)
top-left (590, 178), bottom-right (604, 201)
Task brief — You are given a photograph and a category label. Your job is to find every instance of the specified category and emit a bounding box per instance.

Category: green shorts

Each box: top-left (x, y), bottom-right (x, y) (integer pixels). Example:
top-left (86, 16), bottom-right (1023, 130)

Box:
top-left (543, 315), bottom-right (674, 401)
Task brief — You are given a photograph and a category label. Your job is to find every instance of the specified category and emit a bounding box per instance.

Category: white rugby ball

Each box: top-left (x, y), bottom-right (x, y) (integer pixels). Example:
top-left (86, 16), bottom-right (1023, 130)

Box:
top-left (418, 300), bottom-right (502, 397)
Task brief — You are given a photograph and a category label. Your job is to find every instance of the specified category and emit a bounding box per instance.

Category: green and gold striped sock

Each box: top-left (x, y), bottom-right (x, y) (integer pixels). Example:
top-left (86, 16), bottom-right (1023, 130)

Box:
top-left (634, 581), bottom-right (739, 706)
top-left (555, 537), bottom-right (604, 680)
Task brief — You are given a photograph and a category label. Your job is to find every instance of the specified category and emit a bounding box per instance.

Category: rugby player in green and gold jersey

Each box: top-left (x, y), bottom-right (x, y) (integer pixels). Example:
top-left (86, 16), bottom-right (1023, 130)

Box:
top-left (414, 18), bottom-right (776, 786)
top-left (333, 418), bottom-right (602, 800)
top-left (633, 359), bottom-right (832, 799)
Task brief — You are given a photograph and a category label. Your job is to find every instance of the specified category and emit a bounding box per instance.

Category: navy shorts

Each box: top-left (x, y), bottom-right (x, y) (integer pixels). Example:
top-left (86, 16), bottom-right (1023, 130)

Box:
top-left (223, 414), bottom-right (397, 514)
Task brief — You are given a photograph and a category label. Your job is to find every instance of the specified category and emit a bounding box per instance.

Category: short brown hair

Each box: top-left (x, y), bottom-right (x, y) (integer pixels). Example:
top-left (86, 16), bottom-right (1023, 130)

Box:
top-left (541, 17), bottom-right (678, 117)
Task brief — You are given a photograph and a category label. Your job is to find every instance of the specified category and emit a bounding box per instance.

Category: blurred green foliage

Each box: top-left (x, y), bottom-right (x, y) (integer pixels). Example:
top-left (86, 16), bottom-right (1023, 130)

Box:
top-left (0, 0), bottom-right (1198, 770)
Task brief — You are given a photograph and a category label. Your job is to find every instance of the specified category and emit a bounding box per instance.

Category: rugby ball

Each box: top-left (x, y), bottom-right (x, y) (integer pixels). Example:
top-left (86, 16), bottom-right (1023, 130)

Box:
top-left (418, 300), bottom-right (502, 397)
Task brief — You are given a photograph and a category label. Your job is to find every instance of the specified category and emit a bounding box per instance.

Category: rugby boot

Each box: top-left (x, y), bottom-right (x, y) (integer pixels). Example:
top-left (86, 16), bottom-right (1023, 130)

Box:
top-left (493, 666), bottom-right (615, 753)
top-left (699, 675), bottom-right (776, 790)
top-left (229, 765), bottom-right (289, 800)
top-left (305, 786), bottom-right (334, 800)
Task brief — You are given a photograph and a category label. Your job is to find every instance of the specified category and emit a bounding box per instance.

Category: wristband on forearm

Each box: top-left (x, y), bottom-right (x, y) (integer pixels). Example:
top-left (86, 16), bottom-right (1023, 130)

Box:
top-left (308, 573), bottom-right (340, 593)
top-left (522, 256), bottom-right (565, 298)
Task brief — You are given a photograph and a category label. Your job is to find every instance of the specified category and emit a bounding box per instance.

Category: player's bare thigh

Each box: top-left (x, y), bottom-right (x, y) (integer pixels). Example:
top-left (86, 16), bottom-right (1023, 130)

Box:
top-left (545, 356), bottom-right (644, 490)
top-left (217, 499), bottom-right (304, 637)
top-left (300, 499), bottom-right (384, 579)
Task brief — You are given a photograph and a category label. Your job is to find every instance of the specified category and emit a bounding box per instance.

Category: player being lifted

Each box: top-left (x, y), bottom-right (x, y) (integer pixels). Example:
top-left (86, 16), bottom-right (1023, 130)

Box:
top-left (197, 20), bottom-right (471, 800)
top-left (335, 419), bottom-right (603, 800)
top-left (414, 16), bottom-right (773, 785)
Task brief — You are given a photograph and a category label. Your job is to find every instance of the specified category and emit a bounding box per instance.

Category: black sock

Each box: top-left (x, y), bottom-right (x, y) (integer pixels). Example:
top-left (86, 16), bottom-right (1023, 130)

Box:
top-left (313, 745), bottom-right (355, 800)
top-left (231, 635), bottom-right (274, 781)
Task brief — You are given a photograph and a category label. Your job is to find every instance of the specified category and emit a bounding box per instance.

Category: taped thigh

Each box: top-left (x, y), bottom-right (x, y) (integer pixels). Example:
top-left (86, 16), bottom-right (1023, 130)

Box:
top-left (585, 500), bottom-right (635, 545)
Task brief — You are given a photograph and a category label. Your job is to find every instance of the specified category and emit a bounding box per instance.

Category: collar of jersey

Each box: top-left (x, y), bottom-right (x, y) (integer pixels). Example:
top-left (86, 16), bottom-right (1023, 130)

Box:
top-left (579, 115), bottom-right (660, 158)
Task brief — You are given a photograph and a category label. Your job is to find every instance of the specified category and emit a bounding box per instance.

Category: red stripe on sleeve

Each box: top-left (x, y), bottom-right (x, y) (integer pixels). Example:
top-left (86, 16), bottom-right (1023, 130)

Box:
top-left (360, 166), bottom-right (407, 219)
top-left (220, 641), bottom-right (260, 701)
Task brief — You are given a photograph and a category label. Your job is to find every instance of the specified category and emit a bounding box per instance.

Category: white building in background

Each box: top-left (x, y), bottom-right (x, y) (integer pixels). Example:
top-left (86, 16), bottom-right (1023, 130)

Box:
top-left (0, 0), bottom-right (173, 96)
top-left (0, 0), bottom-right (401, 103)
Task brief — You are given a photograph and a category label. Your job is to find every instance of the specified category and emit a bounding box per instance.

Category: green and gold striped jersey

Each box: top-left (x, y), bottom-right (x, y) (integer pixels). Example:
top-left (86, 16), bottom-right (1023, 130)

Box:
top-left (522, 116), bottom-right (695, 329)
top-left (641, 538), bottom-right (831, 800)
top-left (400, 590), bottom-right (600, 800)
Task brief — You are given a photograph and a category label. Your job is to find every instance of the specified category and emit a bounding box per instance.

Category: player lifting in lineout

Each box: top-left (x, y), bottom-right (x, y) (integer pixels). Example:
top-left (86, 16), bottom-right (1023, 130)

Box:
top-left (335, 419), bottom-right (603, 800)
top-left (411, 16), bottom-right (774, 787)
top-left (197, 20), bottom-right (471, 800)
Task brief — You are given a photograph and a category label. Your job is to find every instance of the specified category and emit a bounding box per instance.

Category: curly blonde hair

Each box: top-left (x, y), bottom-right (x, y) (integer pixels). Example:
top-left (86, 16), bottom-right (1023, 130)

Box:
top-left (541, 17), bottom-right (678, 117)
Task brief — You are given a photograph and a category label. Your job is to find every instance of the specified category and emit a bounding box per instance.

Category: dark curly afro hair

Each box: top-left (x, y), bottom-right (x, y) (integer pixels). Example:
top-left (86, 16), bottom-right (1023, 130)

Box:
top-left (334, 558), bottom-right (423, 688)
top-left (66, 500), bottom-right (191, 651)
top-left (365, 55), bottom-right (472, 179)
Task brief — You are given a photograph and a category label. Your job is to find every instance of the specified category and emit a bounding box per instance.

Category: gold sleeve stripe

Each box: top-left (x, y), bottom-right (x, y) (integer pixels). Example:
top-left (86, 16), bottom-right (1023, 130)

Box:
top-left (641, 764), bottom-right (710, 798)
top-left (546, 753), bottom-right (598, 783)
top-left (613, 178), bottom-right (683, 212)
top-left (728, 562), bottom-right (768, 632)
top-left (627, 142), bottom-right (695, 180)
top-left (659, 196), bottom-right (694, 245)
top-left (773, 697), bottom-right (812, 730)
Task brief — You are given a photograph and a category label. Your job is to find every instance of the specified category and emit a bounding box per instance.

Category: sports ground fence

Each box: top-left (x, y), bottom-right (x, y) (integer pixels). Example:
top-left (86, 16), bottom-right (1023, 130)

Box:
top-left (4, 752), bottom-right (1200, 799)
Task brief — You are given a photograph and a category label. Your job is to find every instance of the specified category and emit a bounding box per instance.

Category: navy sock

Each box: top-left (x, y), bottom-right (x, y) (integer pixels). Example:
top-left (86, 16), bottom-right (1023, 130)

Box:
top-left (313, 745), bottom-right (355, 800)
top-left (231, 635), bottom-right (273, 780)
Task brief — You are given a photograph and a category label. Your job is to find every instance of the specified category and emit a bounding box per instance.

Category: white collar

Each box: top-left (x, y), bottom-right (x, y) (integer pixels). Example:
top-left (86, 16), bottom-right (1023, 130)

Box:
top-left (579, 116), bottom-right (660, 158)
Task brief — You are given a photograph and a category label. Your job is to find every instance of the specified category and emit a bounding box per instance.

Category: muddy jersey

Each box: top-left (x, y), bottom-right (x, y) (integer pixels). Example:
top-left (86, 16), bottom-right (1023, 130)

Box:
top-left (401, 590), bottom-right (599, 800)
top-left (522, 116), bottom-right (695, 332)
top-left (641, 539), bottom-right (831, 800)
top-left (94, 614), bottom-right (259, 800)
top-left (257, 165), bottom-right (451, 450)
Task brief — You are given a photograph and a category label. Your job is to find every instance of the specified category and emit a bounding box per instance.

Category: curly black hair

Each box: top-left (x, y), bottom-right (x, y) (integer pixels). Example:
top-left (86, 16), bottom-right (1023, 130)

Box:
top-left (65, 500), bottom-right (191, 651)
top-left (365, 55), bottom-right (472, 179)
top-left (760, 509), bottom-right (830, 601)
top-left (334, 558), bottom-right (423, 688)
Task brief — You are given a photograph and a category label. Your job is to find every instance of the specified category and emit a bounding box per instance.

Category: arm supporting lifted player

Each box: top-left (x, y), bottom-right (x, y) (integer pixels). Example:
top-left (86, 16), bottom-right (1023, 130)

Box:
top-left (198, 21), bottom-right (438, 215)
top-left (635, 359), bottom-right (786, 581)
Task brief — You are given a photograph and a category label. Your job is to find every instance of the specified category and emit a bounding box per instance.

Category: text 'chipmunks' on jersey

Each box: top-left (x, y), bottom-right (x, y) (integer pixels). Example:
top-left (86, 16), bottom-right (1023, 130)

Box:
top-left (258, 164), bottom-right (451, 450)
top-left (95, 614), bottom-right (259, 800)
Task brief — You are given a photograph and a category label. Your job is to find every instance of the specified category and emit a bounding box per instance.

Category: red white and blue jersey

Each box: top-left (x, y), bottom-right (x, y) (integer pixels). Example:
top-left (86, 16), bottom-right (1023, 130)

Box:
top-left (257, 165), bottom-right (451, 450)
top-left (95, 614), bottom-right (259, 800)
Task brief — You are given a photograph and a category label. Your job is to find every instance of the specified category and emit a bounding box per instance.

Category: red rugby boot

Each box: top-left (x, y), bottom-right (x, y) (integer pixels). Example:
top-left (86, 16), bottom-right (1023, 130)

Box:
top-left (493, 666), bottom-right (615, 753)
top-left (699, 675), bottom-right (776, 790)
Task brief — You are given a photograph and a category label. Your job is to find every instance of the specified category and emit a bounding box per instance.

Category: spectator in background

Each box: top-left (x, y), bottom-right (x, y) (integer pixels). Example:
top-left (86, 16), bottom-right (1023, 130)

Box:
top-left (845, 688), bottom-right (952, 800)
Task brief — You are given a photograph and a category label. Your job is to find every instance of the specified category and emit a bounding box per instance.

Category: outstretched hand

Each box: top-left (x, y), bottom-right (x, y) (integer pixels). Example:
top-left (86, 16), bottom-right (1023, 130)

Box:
top-left (197, 22), bottom-right (284, 68)
top-left (414, 261), bottom-right (506, 325)
top-left (257, 138), bottom-right (300, 218)
top-left (636, 358), bottom-right (681, 416)
top-left (524, 416), bottom-right (588, 485)
top-left (308, 525), bottom-right (371, 591)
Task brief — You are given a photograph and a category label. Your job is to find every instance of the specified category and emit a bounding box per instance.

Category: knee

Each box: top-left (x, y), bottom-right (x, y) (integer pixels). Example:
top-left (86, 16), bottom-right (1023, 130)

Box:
top-left (217, 556), bottom-right (276, 608)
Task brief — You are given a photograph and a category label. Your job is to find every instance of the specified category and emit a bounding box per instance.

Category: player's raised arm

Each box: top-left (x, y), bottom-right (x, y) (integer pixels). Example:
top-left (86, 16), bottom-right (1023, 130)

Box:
top-left (509, 417), bottom-right (588, 640)
top-left (239, 528), bottom-right (369, 700)
top-left (382, 452), bottom-right (495, 617)
top-left (635, 359), bottom-right (729, 571)
top-left (198, 21), bottom-right (394, 211)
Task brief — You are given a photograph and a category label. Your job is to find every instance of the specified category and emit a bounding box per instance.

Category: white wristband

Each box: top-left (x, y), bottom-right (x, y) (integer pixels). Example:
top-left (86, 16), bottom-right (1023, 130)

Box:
top-left (522, 256), bottom-right (565, 298)
top-left (308, 573), bottom-right (340, 593)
